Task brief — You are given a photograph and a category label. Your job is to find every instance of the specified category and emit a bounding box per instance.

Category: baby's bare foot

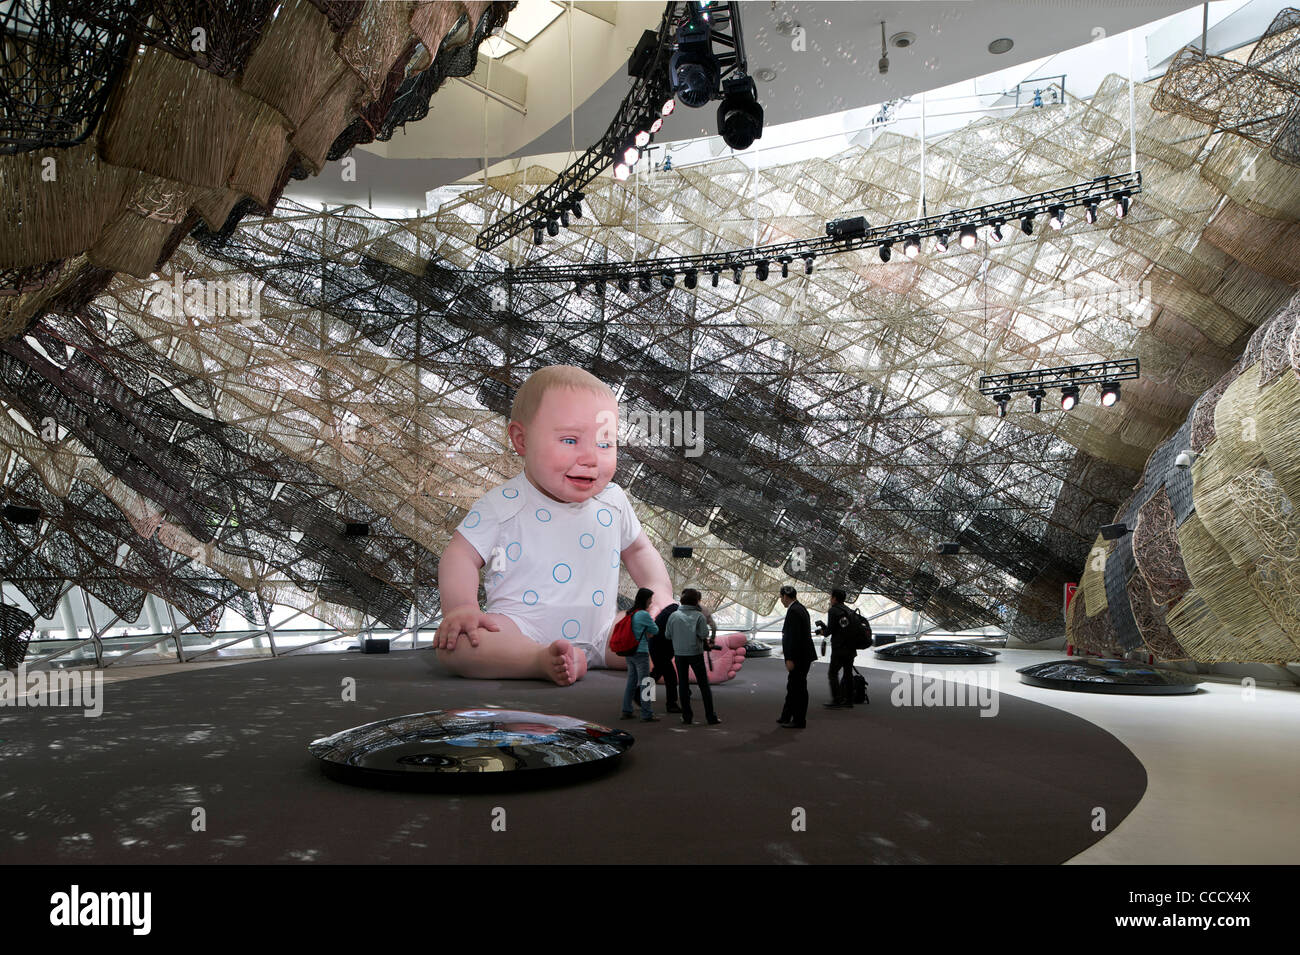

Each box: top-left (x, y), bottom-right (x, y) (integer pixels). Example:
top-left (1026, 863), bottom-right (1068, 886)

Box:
top-left (704, 632), bottom-right (748, 684)
top-left (542, 639), bottom-right (587, 686)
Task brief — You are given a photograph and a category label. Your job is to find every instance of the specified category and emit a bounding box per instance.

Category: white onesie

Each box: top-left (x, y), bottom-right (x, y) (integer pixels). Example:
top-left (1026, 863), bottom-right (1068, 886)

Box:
top-left (454, 472), bottom-right (643, 665)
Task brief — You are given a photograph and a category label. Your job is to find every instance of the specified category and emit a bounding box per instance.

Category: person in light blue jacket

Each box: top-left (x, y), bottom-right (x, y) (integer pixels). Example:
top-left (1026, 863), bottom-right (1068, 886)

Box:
top-left (620, 587), bottom-right (660, 722)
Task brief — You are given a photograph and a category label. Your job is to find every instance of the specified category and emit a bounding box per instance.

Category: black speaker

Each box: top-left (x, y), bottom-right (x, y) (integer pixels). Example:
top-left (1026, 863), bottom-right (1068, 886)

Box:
top-left (343, 522), bottom-right (370, 537)
top-left (363, 638), bottom-right (390, 654)
top-left (671, 546), bottom-right (693, 559)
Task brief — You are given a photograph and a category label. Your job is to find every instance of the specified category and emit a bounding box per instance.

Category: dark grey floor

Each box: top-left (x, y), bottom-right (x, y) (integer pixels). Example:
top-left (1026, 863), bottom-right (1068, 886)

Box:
top-left (0, 650), bottom-right (1145, 863)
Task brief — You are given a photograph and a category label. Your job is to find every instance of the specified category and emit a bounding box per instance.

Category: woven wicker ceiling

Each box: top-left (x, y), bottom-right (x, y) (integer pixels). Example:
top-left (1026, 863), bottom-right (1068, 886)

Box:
top-left (3, 3), bottom-right (1300, 663)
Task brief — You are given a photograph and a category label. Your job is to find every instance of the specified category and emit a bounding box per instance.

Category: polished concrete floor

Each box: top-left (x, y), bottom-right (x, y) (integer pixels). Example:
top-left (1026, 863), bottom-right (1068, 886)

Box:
top-left (15, 644), bottom-right (1298, 864)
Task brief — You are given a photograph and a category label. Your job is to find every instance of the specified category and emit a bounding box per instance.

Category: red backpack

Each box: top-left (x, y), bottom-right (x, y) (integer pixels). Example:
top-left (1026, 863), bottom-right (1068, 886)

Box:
top-left (609, 612), bottom-right (638, 656)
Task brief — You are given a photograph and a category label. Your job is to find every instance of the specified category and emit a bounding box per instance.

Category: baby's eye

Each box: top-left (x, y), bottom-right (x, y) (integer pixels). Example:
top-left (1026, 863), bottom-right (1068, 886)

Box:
top-left (562, 437), bottom-right (577, 445)
top-left (597, 442), bottom-right (612, 449)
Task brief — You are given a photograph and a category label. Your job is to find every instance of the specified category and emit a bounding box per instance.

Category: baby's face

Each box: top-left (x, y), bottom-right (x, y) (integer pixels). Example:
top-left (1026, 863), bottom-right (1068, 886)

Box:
top-left (512, 387), bottom-right (618, 504)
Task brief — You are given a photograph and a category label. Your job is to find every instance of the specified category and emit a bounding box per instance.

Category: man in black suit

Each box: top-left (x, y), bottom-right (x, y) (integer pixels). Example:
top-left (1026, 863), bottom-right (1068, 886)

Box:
top-left (777, 585), bottom-right (814, 728)
top-left (651, 601), bottom-right (681, 713)
top-left (823, 588), bottom-right (856, 709)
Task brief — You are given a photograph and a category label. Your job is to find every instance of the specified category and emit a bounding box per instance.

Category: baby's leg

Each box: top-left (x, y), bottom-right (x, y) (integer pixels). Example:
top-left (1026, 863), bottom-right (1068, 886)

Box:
top-left (436, 613), bottom-right (589, 686)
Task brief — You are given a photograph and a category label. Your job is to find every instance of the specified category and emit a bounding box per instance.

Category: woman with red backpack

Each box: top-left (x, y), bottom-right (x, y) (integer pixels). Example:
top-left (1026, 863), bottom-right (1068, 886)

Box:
top-left (616, 587), bottom-right (660, 722)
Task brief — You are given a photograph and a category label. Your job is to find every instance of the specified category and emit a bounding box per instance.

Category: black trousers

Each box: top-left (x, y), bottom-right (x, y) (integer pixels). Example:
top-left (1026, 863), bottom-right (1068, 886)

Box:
top-left (828, 647), bottom-right (856, 704)
top-left (780, 660), bottom-right (812, 725)
top-left (675, 654), bottom-right (715, 722)
top-left (649, 636), bottom-right (678, 707)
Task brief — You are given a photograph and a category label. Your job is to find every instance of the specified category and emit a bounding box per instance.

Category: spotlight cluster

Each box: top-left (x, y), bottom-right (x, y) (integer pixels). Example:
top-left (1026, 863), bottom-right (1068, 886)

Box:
top-left (501, 172), bottom-right (1142, 289)
top-left (613, 98), bottom-right (675, 181)
top-left (922, 185), bottom-right (1134, 255)
top-left (667, 2), bottom-right (764, 151)
top-left (531, 193), bottom-right (586, 246)
top-left (979, 359), bottom-right (1138, 417)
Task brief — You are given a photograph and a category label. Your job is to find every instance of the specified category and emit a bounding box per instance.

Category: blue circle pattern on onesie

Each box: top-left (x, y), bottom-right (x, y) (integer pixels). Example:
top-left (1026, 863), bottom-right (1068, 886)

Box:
top-left (597, 507), bottom-right (613, 527)
top-left (609, 548), bottom-right (619, 568)
top-left (592, 590), bottom-right (604, 606)
top-left (463, 510), bottom-right (481, 529)
top-left (502, 487), bottom-right (519, 499)
top-left (553, 563), bottom-right (572, 583)
top-left (535, 507), bottom-right (552, 523)
top-left (562, 619), bottom-right (581, 639)
top-left (579, 533), bottom-right (594, 549)
top-left (523, 590), bottom-right (539, 605)
top-left (506, 541), bottom-right (521, 561)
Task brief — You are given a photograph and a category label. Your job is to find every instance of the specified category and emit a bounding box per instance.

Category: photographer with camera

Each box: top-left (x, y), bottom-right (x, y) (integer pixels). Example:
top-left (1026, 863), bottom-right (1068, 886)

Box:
top-left (822, 588), bottom-right (857, 709)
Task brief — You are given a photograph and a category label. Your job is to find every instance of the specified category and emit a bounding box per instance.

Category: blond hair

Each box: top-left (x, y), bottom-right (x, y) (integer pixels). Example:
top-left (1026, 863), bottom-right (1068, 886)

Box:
top-left (510, 365), bottom-right (617, 426)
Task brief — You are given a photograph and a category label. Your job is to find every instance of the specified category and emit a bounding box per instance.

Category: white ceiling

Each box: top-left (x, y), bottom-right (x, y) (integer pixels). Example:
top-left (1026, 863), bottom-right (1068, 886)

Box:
top-left (285, 0), bottom-right (1204, 210)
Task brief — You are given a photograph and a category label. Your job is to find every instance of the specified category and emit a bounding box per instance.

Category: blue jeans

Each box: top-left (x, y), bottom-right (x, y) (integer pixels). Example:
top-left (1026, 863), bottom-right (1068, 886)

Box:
top-left (621, 652), bottom-right (653, 719)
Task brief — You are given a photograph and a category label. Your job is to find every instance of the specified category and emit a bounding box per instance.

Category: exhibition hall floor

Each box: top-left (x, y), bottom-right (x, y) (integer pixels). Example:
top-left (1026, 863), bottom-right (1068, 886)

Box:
top-left (0, 646), bottom-right (1293, 864)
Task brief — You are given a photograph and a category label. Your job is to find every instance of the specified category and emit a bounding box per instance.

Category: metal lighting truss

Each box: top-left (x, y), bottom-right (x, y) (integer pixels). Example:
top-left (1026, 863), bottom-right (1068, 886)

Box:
top-left (497, 171), bottom-right (1142, 284)
top-left (474, 3), bottom-right (682, 251)
top-left (977, 358), bottom-right (1141, 396)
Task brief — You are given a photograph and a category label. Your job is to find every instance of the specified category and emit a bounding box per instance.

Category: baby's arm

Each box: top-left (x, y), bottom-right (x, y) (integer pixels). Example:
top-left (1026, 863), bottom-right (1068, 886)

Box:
top-left (621, 530), bottom-right (674, 619)
top-left (435, 531), bottom-right (501, 650)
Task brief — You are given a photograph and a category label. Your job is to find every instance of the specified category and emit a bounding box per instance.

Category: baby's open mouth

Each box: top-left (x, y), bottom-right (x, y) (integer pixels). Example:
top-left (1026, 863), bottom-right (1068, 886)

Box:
top-left (567, 475), bottom-right (595, 487)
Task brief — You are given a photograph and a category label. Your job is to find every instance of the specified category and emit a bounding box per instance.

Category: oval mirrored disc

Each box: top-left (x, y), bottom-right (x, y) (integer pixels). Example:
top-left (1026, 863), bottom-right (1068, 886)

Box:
top-left (874, 640), bottom-right (1000, 663)
top-left (1016, 658), bottom-right (1203, 694)
top-left (309, 709), bottom-right (635, 790)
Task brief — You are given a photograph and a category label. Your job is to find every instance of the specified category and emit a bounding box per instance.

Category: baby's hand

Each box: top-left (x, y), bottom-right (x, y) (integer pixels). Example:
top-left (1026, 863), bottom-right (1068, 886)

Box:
top-left (434, 606), bottom-right (500, 651)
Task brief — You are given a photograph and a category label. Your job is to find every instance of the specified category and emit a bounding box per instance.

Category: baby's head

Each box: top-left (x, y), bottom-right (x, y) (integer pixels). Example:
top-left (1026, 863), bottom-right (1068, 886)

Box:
top-left (507, 365), bottom-right (619, 504)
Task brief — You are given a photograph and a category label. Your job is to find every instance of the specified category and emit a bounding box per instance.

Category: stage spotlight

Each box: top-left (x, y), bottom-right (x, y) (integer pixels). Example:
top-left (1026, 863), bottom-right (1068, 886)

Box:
top-left (710, 268), bottom-right (720, 287)
top-left (904, 234), bottom-right (921, 258)
top-left (993, 392), bottom-right (1010, 417)
top-left (1049, 205), bottom-right (1065, 230)
top-left (639, 274), bottom-right (652, 292)
top-left (634, 129), bottom-right (651, 148)
top-left (936, 542), bottom-right (961, 555)
top-left (1111, 190), bottom-right (1130, 218)
top-left (571, 194), bottom-right (584, 219)
top-left (649, 117), bottom-right (663, 134)
top-left (618, 277), bottom-right (630, 294)
top-left (623, 143), bottom-right (640, 165)
top-left (879, 242), bottom-right (892, 263)
top-left (755, 259), bottom-right (769, 281)
top-left (613, 162), bottom-right (631, 181)
top-left (732, 264), bottom-right (743, 284)
top-left (803, 255), bottom-right (815, 274)
top-left (670, 10), bottom-right (719, 108)
top-left (574, 280), bottom-right (584, 295)
top-left (935, 230), bottom-right (950, 253)
top-left (1083, 199), bottom-right (1098, 224)
top-left (685, 269), bottom-right (698, 289)
top-left (1100, 381), bottom-right (1121, 407)
top-left (989, 218), bottom-right (1005, 243)
top-left (1060, 384), bottom-right (1080, 411)
top-left (959, 224), bottom-right (978, 249)
top-left (779, 257), bottom-right (791, 278)
top-left (662, 97), bottom-right (676, 116)
top-left (1021, 213), bottom-right (1034, 235)
top-left (1027, 387), bottom-right (1046, 413)
top-left (560, 209), bottom-right (570, 228)
top-left (660, 272), bottom-right (675, 289)
top-left (718, 76), bottom-right (764, 150)
top-left (532, 223), bottom-right (544, 245)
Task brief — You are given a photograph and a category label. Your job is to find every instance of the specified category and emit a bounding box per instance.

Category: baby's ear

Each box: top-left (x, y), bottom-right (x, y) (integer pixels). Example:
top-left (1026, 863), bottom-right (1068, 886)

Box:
top-left (506, 420), bottom-right (526, 455)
